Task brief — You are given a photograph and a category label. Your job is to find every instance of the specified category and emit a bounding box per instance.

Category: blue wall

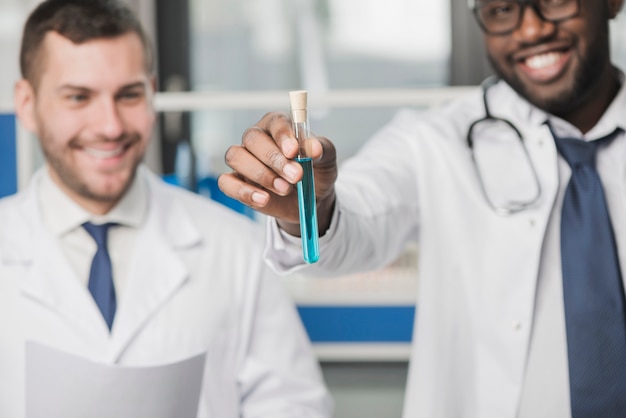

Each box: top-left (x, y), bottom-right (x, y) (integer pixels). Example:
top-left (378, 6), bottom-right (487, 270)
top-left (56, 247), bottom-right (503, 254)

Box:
top-left (298, 306), bottom-right (415, 343)
top-left (0, 114), bottom-right (17, 198)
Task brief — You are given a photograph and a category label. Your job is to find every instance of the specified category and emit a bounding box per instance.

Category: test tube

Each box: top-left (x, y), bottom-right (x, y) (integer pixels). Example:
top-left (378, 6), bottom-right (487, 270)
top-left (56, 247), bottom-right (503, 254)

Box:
top-left (289, 90), bottom-right (320, 263)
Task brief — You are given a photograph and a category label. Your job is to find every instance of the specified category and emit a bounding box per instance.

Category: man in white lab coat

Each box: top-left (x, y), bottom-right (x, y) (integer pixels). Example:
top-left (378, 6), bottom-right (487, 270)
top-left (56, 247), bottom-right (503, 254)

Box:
top-left (0, 0), bottom-right (332, 417)
top-left (220, 0), bottom-right (626, 417)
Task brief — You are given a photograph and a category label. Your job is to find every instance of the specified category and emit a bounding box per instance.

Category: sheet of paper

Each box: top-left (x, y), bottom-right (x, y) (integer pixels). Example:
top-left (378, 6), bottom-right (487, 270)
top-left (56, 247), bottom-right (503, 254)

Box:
top-left (25, 341), bottom-right (206, 418)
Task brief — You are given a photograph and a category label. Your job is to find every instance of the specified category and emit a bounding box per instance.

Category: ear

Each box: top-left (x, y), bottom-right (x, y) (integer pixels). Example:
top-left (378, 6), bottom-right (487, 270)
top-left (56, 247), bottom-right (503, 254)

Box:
top-left (14, 79), bottom-right (38, 133)
top-left (608, 0), bottom-right (624, 19)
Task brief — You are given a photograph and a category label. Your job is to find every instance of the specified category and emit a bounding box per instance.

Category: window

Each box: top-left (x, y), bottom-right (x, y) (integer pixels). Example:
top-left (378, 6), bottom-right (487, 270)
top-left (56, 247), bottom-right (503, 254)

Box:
top-left (187, 0), bottom-right (451, 176)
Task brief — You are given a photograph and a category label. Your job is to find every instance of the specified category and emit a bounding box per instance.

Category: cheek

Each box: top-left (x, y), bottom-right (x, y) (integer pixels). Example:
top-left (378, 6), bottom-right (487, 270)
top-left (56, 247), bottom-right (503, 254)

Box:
top-left (137, 111), bottom-right (156, 149)
top-left (35, 108), bottom-right (82, 151)
top-left (125, 106), bottom-right (154, 136)
top-left (144, 111), bottom-right (156, 136)
top-left (484, 39), bottom-right (508, 65)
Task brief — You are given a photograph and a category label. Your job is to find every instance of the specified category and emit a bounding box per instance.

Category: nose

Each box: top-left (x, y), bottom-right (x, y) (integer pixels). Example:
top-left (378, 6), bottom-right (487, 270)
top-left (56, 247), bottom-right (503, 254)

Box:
top-left (514, 4), bottom-right (557, 43)
top-left (92, 97), bottom-right (125, 140)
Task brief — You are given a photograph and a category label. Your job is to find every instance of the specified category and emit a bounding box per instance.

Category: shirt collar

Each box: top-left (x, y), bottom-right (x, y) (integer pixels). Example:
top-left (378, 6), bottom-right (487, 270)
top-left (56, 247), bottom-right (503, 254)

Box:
top-left (39, 166), bottom-right (147, 237)
top-left (585, 69), bottom-right (626, 137)
top-left (548, 70), bottom-right (626, 140)
top-left (495, 69), bottom-right (626, 141)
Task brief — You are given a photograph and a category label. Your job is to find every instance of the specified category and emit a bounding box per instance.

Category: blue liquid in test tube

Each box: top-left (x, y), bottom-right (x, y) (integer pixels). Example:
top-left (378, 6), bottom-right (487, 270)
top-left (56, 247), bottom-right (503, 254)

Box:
top-left (290, 91), bottom-right (319, 263)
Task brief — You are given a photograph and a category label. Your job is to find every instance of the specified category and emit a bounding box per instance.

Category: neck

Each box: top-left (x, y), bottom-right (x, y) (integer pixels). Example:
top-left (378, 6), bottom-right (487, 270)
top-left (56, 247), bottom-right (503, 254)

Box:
top-left (556, 66), bottom-right (620, 134)
top-left (47, 168), bottom-right (120, 216)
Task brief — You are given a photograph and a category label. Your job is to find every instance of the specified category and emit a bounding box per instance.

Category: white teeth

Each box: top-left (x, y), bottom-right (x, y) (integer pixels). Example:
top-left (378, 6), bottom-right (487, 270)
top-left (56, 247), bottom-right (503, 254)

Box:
top-left (84, 146), bottom-right (125, 159)
top-left (525, 52), bottom-right (561, 69)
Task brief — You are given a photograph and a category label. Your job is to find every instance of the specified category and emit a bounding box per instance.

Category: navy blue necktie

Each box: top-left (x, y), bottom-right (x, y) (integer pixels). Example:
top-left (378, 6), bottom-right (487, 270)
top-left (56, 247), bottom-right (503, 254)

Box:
top-left (555, 130), bottom-right (626, 417)
top-left (83, 222), bottom-right (117, 331)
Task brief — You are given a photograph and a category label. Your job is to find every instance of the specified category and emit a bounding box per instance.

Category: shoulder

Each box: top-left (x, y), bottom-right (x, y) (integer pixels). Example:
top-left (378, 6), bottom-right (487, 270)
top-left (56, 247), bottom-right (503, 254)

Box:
top-left (358, 87), bottom-right (484, 158)
top-left (381, 80), bottom-right (531, 144)
top-left (0, 184), bottom-right (37, 227)
top-left (0, 192), bottom-right (24, 214)
top-left (375, 87), bottom-right (483, 141)
top-left (0, 186), bottom-right (40, 258)
top-left (143, 169), bottom-right (263, 244)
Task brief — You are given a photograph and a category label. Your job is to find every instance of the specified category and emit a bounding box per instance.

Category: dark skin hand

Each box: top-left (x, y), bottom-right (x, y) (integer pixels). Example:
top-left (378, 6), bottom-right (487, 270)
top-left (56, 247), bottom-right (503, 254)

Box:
top-left (218, 112), bottom-right (338, 237)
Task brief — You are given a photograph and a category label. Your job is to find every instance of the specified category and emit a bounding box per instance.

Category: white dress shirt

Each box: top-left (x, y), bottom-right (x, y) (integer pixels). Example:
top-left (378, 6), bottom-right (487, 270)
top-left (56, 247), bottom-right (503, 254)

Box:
top-left (38, 169), bottom-right (146, 302)
top-left (518, 79), bottom-right (626, 418)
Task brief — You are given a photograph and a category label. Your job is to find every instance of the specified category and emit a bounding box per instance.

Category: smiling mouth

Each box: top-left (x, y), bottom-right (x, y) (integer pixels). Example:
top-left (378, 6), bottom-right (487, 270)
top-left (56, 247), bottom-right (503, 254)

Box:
top-left (83, 143), bottom-right (130, 159)
top-left (515, 47), bottom-right (571, 82)
top-left (524, 52), bottom-right (563, 69)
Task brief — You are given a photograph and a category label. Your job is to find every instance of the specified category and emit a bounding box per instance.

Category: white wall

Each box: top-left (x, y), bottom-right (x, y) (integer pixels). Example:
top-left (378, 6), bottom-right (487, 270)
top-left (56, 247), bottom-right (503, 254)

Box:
top-left (0, 0), bottom-right (39, 111)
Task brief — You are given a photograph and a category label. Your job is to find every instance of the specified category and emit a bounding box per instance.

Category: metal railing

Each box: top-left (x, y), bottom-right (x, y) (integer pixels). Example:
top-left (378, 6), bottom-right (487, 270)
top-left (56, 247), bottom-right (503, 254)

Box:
top-left (153, 87), bottom-right (477, 112)
top-left (8, 86), bottom-right (478, 190)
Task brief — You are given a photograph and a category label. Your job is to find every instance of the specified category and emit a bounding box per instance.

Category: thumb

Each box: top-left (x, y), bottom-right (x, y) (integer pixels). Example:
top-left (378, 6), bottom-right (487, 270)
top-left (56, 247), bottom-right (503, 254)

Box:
top-left (311, 136), bottom-right (338, 202)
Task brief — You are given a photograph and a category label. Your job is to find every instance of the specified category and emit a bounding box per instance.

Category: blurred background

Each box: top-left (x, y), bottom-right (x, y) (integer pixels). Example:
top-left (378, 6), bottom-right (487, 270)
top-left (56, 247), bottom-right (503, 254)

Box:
top-left (2, 0), bottom-right (625, 175)
top-left (1, 1), bottom-right (625, 416)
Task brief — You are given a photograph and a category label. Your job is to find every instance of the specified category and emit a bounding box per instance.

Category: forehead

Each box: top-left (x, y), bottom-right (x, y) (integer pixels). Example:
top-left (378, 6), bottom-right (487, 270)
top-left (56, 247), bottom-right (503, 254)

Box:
top-left (38, 31), bottom-right (149, 89)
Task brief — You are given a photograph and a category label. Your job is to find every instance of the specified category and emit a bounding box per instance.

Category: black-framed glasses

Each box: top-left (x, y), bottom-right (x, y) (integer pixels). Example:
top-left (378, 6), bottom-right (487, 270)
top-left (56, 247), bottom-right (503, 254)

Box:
top-left (469, 0), bottom-right (581, 35)
top-left (467, 77), bottom-right (542, 215)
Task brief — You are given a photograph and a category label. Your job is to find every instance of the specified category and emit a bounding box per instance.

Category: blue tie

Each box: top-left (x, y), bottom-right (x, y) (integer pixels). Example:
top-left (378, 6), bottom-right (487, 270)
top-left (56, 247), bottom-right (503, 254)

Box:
top-left (83, 222), bottom-right (117, 331)
top-left (555, 130), bottom-right (626, 417)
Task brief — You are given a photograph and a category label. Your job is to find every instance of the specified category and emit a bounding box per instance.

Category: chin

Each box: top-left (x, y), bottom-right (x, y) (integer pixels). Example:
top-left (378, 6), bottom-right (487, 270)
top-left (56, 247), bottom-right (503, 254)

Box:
top-left (83, 172), bottom-right (136, 203)
top-left (502, 72), bottom-right (579, 114)
top-left (81, 187), bottom-right (126, 205)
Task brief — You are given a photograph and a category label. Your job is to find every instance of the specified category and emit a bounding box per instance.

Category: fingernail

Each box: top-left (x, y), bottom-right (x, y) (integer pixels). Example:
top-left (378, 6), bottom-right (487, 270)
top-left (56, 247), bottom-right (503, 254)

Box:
top-left (273, 177), bottom-right (290, 194)
top-left (283, 163), bottom-right (299, 183)
top-left (251, 192), bottom-right (268, 206)
top-left (282, 138), bottom-right (297, 156)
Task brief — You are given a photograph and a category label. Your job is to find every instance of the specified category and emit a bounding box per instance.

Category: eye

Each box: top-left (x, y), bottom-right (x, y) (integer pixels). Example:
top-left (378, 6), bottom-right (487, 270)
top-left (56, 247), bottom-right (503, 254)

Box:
top-left (481, 1), bottom-right (518, 19)
top-left (117, 89), bottom-right (145, 103)
top-left (64, 93), bottom-right (89, 106)
top-left (541, 0), bottom-right (568, 6)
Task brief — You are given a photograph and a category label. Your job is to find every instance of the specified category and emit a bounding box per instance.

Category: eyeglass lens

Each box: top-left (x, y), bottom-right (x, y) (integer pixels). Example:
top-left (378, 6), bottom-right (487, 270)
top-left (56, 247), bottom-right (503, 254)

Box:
top-left (474, 0), bottom-right (579, 35)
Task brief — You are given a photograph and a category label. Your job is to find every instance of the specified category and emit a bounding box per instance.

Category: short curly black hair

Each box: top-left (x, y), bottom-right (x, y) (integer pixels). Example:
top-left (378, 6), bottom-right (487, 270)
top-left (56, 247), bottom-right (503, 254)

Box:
top-left (20, 0), bottom-right (154, 88)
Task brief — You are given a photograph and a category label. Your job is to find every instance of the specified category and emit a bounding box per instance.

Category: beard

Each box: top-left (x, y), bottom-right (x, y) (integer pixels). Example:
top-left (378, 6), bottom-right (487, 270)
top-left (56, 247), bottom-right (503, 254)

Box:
top-left (38, 125), bottom-right (143, 205)
top-left (488, 28), bottom-right (610, 116)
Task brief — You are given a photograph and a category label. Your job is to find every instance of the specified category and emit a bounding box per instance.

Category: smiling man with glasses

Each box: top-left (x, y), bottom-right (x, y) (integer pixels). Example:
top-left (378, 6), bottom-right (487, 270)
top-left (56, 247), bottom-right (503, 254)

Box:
top-left (221, 0), bottom-right (626, 417)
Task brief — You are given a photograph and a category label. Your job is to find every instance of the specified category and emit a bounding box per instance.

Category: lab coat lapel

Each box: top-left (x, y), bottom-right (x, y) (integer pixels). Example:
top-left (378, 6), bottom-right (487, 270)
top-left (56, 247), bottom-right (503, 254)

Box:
top-left (109, 174), bottom-right (202, 361)
top-left (2, 183), bottom-right (110, 343)
top-left (492, 101), bottom-right (560, 321)
top-left (23, 234), bottom-right (111, 341)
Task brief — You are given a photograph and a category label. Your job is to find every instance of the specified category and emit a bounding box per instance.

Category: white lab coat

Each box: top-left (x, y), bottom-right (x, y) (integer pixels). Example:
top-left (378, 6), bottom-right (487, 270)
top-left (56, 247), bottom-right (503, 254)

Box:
top-left (0, 167), bottom-right (332, 418)
top-left (266, 79), bottom-right (626, 417)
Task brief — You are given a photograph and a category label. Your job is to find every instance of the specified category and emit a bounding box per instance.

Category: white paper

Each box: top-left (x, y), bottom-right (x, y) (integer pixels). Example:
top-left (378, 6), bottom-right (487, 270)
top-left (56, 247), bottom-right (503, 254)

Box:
top-left (25, 342), bottom-right (206, 418)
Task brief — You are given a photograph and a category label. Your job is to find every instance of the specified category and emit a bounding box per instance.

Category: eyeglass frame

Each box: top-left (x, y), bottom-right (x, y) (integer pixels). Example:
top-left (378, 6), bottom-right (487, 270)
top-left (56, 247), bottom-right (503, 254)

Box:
top-left (467, 0), bottom-right (581, 35)
top-left (466, 76), bottom-right (542, 215)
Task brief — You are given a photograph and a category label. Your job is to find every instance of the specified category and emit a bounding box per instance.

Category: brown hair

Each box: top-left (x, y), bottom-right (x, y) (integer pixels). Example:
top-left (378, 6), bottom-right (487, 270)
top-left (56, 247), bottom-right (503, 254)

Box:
top-left (20, 0), bottom-right (154, 88)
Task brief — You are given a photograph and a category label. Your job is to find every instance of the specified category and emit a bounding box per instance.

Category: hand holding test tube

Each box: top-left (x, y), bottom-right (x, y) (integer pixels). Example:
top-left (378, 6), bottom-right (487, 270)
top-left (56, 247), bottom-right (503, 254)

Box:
top-left (289, 90), bottom-right (320, 263)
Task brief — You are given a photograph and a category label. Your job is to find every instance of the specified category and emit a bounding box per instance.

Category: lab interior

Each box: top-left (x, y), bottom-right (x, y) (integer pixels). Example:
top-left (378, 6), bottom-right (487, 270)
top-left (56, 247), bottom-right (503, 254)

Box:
top-left (1, 1), bottom-right (626, 417)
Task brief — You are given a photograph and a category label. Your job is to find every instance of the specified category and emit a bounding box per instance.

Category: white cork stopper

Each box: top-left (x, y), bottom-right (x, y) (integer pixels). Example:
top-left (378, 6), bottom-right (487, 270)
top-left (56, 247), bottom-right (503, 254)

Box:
top-left (289, 90), bottom-right (308, 123)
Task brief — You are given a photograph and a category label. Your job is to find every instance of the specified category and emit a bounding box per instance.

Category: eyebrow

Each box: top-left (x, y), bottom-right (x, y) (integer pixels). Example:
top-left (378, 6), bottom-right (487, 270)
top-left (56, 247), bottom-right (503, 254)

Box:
top-left (118, 82), bottom-right (148, 91)
top-left (56, 81), bottom-right (147, 94)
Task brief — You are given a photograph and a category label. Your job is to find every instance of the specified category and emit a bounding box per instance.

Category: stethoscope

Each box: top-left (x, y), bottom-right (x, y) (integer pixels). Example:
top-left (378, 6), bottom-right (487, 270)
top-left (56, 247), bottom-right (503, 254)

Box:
top-left (466, 76), bottom-right (543, 215)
